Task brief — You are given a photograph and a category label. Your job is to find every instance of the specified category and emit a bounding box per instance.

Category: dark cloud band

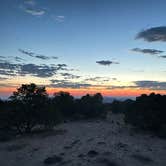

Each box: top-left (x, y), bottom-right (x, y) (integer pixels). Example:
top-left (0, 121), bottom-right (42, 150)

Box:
top-left (50, 79), bottom-right (91, 89)
top-left (134, 81), bottom-right (166, 90)
top-left (136, 26), bottom-right (166, 42)
top-left (0, 62), bottom-right (68, 78)
top-left (18, 49), bottom-right (58, 60)
top-left (159, 55), bottom-right (166, 58)
top-left (96, 60), bottom-right (119, 66)
top-left (131, 48), bottom-right (164, 55)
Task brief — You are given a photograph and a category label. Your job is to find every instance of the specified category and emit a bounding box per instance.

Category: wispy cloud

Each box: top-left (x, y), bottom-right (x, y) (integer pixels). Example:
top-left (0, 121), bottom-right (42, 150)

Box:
top-left (19, 63), bottom-right (68, 77)
top-left (18, 49), bottom-right (58, 60)
top-left (52, 56), bottom-right (58, 59)
top-left (61, 73), bottom-right (81, 79)
top-left (0, 61), bottom-right (69, 78)
top-left (52, 15), bottom-right (65, 22)
top-left (84, 76), bottom-right (111, 82)
top-left (0, 77), bottom-right (8, 80)
top-left (106, 80), bottom-right (166, 90)
top-left (50, 79), bottom-right (91, 89)
top-left (0, 55), bottom-right (25, 63)
top-left (21, 1), bottom-right (65, 23)
top-left (20, 0), bottom-right (45, 16)
top-left (0, 62), bottom-right (19, 70)
top-left (19, 64), bottom-right (57, 77)
top-left (25, 8), bottom-right (45, 16)
top-left (136, 26), bottom-right (166, 42)
top-left (15, 56), bottom-right (24, 62)
top-left (159, 55), bottom-right (166, 58)
top-left (107, 85), bottom-right (136, 90)
top-left (24, 0), bottom-right (36, 6)
top-left (35, 55), bottom-right (50, 60)
top-left (132, 69), bottom-right (145, 73)
top-left (134, 80), bottom-right (166, 90)
top-left (0, 70), bottom-right (17, 76)
top-left (96, 60), bottom-right (119, 66)
top-left (0, 62), bottom-right (19, 76)
top-left (131, 48), bottom-right (164, 55)
top-left (18, 49), bottom-right (34, 57)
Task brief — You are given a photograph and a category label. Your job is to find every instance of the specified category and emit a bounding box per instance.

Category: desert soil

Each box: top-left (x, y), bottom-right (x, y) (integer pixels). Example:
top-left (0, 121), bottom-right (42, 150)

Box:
top-left (0, 115), bottom-right (166, 166)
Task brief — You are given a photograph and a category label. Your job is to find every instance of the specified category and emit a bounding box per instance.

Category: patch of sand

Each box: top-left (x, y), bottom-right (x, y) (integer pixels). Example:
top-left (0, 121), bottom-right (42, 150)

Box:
top-left (0, 116), bottom-right (166, 166)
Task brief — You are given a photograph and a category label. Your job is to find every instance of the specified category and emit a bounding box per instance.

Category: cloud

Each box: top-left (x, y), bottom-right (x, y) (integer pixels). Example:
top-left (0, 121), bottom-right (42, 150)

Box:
top-left (0, 69), bottom-right (17, 77)
top-left (18, 49), bottom-right (34, 57)
top-left (20, 1), bottom-right (45, 16)
top-left (131, 48), bottom-right (164, 55)
top-left (55, 64), bottom-right (67, 70)
top-left (107, 85), bottom-right (136, 90)
top-left (132, 69), bottom-right (145, 73)
top-left (0, 83), bottom-right (18, 88)
top-left (96, 60), bottom-right (119, 66)
top-left (0, 55), bottom-right (24, 63)
top-left (18, 49), bottom-right (58, 60)
top-left (19, 64), bottom-right (57, 77)
top-left (24, 0), bottom-right (36, 6)
top-left (57, 16), bottom-right (65, 19)
top-left (15, 56), bottom-right (24, 62)
top-left (25, 8), bottom-right (45, 16)
top-left (19, 63), bottom-right (68, 77)
top-left (35, 55), bottom-right (50, 60)
top-left (61, 73), bottom-right (81, 79)
top-left (159, 55), bottom-right (166, 58)
top-left (84, 77), bottom-right (102, 82)
top-left (84, 76), bottom-right (110, 82)
top-left (52, 15), bottom-right (65, 22)
top-left (106, 80), bottom-right (166, 90)
top-left (52, 56), bottom-right (58, 59)
top-left (136, 26), bottom-right (166, 42)
top-left (49, 79), bottom-right (166, 90)
top-left (0, 62), bottom-right (19, 70)
top-left (0, 61), bottom-right (69, 78)
top-left (0, 77), bottom-right (8, 80)
top-left (50, 79), bottom-right (91, 89)
top-left (134, 80), bottom-right (166, 90)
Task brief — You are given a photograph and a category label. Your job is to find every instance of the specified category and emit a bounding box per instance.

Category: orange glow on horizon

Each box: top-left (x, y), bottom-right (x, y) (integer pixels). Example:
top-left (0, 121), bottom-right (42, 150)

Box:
top-left (47, 87), bottom-right (166, 97)
top-left (0, 87), bottom-right (165, 98)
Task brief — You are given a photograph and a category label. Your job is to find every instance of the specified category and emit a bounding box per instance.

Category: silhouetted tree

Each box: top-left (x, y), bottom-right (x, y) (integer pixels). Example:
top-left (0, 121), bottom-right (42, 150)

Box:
top-left (0, 99), bottom-right (7, 129)
top-left (9, 83), bottom-right (49, 133)
top-left (111, 99), bottom-right (134, 114)
top-left (78, 93), bottom-right (105, 118)
top-left (125, 93), bottom-right (166, 137)
top-left (52, 91), bottom-right (74, 118)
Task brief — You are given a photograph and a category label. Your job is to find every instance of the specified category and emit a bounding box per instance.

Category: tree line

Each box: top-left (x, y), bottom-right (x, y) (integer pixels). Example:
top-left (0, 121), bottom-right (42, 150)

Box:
top-left (110, 93), bottom-right (166, 137)
top-left (0, 83), bottom-right (166, 138)
top-left (0, 83), bottom-right (107, 134)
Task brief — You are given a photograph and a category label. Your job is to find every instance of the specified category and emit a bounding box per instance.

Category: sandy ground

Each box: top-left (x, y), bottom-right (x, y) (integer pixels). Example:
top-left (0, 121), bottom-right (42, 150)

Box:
top-left (0, 115), bottom-right (166, 166)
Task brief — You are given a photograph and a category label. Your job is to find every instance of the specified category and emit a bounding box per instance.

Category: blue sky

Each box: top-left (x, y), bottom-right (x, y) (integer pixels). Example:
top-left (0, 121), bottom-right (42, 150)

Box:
top-left (0, 0), bottom-right (166, 97)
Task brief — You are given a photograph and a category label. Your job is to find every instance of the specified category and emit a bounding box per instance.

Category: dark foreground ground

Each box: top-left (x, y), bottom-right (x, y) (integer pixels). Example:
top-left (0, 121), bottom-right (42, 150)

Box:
top-left (0, 115), bottom-right (166, 166)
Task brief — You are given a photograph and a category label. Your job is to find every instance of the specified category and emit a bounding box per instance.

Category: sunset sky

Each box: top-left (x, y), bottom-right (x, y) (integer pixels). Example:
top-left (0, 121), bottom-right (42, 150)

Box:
top-left (0, 0), bottom-right (166, 98)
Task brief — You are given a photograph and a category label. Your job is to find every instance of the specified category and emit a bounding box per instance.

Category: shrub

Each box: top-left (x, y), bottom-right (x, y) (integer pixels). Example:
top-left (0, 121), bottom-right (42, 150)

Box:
top-left (125, 93), bottom-right (166, 137)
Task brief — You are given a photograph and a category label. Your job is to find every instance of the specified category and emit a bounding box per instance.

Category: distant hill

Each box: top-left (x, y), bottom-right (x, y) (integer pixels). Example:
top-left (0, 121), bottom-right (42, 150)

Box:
top-left (103, 96), bottom-right (136, 103)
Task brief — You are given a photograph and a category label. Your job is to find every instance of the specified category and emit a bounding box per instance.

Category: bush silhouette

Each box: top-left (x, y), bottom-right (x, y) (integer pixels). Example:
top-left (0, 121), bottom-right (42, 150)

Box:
top-left (75, 93), bottom-right (106, 119)
top-left (125, 93), bottom-right (166, 137)
top-left (0, 84), bottom-right (108, 135)
top-left (8, 83), bottom-right (56, 133)
top-left (52, 91), bottom-right (75, 118)
top-left (111, 99), bottom-right (134, 114)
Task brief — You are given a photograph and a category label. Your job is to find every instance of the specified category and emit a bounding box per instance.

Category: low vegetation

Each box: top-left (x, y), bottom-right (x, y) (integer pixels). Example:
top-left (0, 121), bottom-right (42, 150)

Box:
top-left (110, 93), bottom-right (166, 137)
top-left (0, 83), bottom-right (107, 135)
top-left (0, 83), bottom-right (166, 139)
